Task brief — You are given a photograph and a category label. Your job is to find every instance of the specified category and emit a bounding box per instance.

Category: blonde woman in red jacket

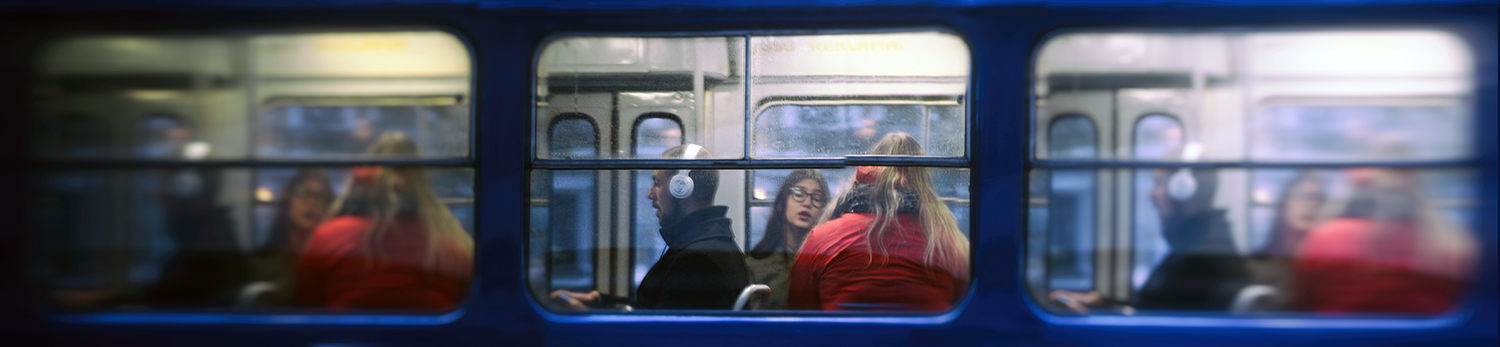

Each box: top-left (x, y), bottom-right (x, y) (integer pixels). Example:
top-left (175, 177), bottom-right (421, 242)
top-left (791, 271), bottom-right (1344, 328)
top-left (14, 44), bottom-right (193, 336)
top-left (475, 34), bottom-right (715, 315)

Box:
top-left (788, 133), bottom-right (970, 311)
top-left (295, 132), bottom-right (474, 311)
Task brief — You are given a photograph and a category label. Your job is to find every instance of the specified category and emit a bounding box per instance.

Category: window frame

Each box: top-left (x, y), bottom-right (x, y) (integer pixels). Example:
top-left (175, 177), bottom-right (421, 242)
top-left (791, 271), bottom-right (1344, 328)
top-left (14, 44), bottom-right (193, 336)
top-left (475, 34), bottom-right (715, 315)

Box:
top-left (526, 29), bottom-right (976, 321)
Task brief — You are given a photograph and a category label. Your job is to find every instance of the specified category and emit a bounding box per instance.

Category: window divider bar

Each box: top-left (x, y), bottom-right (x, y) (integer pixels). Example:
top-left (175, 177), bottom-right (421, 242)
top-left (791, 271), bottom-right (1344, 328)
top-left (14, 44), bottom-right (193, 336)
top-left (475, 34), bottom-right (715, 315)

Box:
top-left (33, 157), bottom-right (474, 169)
top-left (742, 33), bottom-right (752, 162)
top-left (1030, 159), bottom-right (1477, 169)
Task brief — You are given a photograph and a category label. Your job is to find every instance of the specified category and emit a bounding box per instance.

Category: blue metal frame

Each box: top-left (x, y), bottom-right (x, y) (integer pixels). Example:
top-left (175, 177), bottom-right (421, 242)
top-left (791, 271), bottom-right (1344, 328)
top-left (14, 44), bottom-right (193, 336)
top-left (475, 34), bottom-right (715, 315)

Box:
top-left (1, 1), bottom-right (1494, 345)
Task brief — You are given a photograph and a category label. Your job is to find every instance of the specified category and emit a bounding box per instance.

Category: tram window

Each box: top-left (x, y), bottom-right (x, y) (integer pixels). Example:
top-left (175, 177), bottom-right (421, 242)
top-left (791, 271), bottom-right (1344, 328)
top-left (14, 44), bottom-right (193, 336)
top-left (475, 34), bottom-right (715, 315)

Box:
top-left (29, 30), bottom-right (475, 314)
top-left (1029, 29), bottom-right (1479, 317)
top-left (531, 31), bottom-right (971, 314)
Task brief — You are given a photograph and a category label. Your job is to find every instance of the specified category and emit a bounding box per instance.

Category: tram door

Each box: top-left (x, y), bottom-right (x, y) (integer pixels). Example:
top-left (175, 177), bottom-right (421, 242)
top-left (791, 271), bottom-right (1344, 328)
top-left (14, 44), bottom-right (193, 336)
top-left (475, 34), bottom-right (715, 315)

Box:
top-left (1113, 88), bottom-right (1192, 302)
top-left (618, 92), bottom-right (694, 298)
top-left (537, 93), bottom-right (614, 296)
top-left (537, 91), bottom-right (702, 300)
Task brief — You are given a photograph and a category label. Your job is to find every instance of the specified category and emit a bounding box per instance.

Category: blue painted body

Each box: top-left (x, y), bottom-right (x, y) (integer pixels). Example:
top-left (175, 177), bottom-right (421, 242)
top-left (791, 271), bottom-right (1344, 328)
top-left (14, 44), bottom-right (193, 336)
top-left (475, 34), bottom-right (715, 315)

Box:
top-left (0, 0), bottom-right (1494, 345)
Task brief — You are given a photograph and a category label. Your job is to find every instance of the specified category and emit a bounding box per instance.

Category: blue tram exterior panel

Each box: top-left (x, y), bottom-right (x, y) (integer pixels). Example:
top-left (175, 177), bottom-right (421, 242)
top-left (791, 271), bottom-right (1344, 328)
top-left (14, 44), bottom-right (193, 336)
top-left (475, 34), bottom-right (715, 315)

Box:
top-left (0, 0), bottom-right (1495, 346)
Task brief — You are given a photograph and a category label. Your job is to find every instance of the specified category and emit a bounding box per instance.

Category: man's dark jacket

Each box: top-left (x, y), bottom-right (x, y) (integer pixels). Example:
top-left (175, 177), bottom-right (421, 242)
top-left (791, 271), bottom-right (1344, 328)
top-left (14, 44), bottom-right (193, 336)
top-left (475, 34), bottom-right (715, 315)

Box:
top-left (1137, 209), bottom-right (1250, 311)
top-left (636, 206), bottom-right (750, 309)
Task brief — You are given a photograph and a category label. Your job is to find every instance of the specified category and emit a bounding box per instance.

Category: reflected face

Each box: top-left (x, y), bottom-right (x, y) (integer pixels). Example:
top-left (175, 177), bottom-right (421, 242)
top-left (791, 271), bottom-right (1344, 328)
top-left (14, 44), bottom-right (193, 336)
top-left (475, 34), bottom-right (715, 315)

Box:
top-left (1282, 180), bottom-right (1326, 232)
top-left (782, 179), bottom-right (826, 230)
top-left (288, 179), bottom-right (331, 231)
top-left (648, 169), bottom-right (678, 227)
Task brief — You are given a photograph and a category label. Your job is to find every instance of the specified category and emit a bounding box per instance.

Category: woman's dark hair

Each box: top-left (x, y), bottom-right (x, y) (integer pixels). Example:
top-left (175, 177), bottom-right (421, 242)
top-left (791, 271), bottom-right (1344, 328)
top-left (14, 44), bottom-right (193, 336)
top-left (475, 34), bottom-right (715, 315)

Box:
top-left (1259, 172), bottom-right (1325, 257)
top-left (259, 168), bottom-right (333, 254)
top-left (749, 169), bottom-right (829, 256)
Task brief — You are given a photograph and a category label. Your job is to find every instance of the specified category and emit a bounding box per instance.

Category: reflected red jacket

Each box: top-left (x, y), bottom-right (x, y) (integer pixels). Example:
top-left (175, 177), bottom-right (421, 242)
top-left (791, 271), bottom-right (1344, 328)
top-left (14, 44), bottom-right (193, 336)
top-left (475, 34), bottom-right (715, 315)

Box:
top-left (788, 212), bottom-right (965, 311)
top-left (1294, 218), bottom-right (1466, 314)
top-left (295, 216), bottom-right (470, 311)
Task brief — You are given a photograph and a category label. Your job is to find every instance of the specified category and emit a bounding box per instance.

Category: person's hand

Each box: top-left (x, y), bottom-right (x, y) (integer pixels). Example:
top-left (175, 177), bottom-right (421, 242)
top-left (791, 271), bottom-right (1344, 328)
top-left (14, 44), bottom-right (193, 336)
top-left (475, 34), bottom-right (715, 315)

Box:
top-left (548, 290), bottom-right (601, 309)
top-left (1048, 290), bottom-right (1101, 314)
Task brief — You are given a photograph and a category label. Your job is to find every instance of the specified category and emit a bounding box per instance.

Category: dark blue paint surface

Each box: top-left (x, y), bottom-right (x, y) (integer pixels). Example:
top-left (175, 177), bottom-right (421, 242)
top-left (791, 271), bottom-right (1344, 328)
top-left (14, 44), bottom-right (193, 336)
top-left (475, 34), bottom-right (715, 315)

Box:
top-left (0, 1), bottom-right (1494, 346)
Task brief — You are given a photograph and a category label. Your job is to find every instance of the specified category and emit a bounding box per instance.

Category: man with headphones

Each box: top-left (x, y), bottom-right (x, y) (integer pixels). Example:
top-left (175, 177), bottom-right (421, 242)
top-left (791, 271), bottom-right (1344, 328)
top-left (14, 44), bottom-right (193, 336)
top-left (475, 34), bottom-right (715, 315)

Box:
top-left (550, 144), bottom-right (750, 310)
top-left (1050, 144), bottom-right (1248, 313)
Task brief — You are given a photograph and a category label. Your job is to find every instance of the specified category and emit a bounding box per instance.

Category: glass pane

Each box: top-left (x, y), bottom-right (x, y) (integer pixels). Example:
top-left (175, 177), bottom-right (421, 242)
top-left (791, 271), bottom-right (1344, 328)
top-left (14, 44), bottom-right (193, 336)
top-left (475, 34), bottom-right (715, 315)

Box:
top-left (1049, 115), bottom-right (1097, 159)
top-left (31, 166), bottom-right (475, 312)
top-left (550, 117), bottom-right (599, 159)
top-left (750, 32), bottom-right (969, 159)
top-left (1034, 30), bottom-right (1473, 161)
top-left (257, 101), bottom-right (469, 159)
top-left (535, 36), bottom-right (746, 159)
top-left (33, 31), bottom-right (473, 161)
top-left (1028, 167), bottom-right (1480, 316)
top-left (531, 168), bottom-right (971, 312)
top-left (754, 168), bottom-right (968, 202)
top-left (755, 105), bottom-right (914, 158)
top-left (1252, 104), bottom-right (1469, 162)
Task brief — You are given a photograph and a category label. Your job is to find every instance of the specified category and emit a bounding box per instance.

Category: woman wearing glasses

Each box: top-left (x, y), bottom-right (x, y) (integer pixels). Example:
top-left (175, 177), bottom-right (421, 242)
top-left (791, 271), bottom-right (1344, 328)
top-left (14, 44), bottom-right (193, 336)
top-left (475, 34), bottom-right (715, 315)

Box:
top-left (745, 169), bottom-right (830, 310)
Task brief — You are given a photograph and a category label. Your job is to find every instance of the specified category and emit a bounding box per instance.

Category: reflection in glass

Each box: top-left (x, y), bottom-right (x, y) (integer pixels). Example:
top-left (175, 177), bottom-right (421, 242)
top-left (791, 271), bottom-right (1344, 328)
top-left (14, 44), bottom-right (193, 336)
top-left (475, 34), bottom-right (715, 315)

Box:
top-left (754, 105), bottom-right (963, 158)
top-left (1034, 30), bottom-right (1472, 162)
top-left (1253, 105), bottom-right (1469, 161)
top-left (1028, 167), bottom-right (1477, 315)
top-left (258, 103), bottom-right (469, 159)
top-left (32, 167), bottom-right (475, 311)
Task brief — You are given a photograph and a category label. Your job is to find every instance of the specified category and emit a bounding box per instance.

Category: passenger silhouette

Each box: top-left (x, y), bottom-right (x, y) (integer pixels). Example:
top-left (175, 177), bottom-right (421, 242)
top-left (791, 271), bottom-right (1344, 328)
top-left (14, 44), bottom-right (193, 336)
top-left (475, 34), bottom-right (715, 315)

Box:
top-left (139, 114), bottom-right (246, 308)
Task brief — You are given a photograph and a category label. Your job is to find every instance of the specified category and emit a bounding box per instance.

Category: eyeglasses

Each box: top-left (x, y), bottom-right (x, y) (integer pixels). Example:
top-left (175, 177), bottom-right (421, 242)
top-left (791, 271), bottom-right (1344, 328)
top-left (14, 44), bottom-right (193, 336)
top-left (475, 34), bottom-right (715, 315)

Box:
top-left (788, 187), bottom-right (828, 207)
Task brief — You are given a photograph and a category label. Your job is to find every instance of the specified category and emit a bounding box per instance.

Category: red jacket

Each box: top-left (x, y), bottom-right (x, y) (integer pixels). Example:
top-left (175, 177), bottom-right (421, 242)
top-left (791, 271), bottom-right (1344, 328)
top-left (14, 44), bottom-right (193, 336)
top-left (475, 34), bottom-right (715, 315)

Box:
top-left (295, 216), bottom-right (470, 310)
top-left (1294, 218), bottom-right (1466, 314)
top-left (788, 213), bottom-right (964, 311)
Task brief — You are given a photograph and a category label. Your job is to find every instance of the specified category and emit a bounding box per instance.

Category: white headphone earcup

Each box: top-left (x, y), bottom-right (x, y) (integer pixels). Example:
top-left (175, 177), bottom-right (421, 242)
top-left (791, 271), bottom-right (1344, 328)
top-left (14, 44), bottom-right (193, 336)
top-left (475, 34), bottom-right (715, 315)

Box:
top-left (1167, 169), bottom-right (1197, 202)
top-left (669, 174), bottom-right (694, 199)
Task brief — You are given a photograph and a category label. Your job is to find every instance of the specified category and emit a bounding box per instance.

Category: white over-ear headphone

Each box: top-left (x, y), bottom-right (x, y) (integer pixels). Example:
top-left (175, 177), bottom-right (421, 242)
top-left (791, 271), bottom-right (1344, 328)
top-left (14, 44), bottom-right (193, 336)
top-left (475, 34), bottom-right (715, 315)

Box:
top-left (669, 144), bottom-right (702, 199)
top-left (1167, 142), bottom-right (1204, 202)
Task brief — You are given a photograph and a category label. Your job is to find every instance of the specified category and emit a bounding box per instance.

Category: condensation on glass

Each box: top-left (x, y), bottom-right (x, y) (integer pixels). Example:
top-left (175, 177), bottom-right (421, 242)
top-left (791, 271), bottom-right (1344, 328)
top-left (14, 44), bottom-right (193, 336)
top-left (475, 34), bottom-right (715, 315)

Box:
top-left (1028, 29), bottom-right (1479, 317)
top-left (530, 32), bottom-right (971, 313)
top-left (29, 30), bottom-right (475, 313)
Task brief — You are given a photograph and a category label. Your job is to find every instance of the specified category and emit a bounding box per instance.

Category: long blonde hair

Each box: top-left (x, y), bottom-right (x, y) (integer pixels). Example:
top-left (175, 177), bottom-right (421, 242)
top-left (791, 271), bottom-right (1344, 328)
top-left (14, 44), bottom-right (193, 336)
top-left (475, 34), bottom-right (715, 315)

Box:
top-left (325, 132), bottom-right (474, 278)
top-left (822, 133), bottom-right (971, 280)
